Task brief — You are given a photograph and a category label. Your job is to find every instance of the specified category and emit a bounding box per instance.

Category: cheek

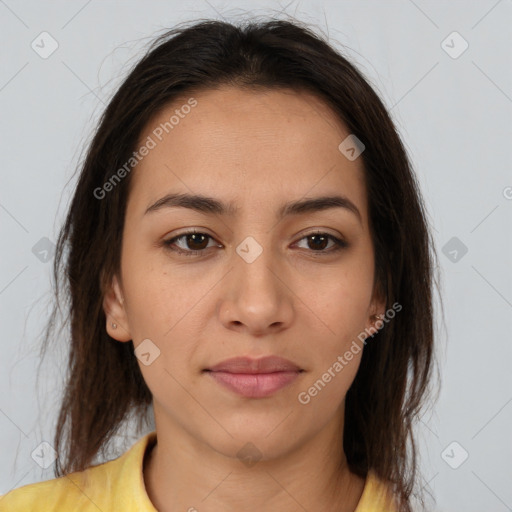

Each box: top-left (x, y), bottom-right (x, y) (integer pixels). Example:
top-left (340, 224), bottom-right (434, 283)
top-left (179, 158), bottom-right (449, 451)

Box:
top-left (292, 258), bottom-right (373, 403)
top-left (121, 261), bottom-right (206, 405)
top-left (120, 240), bottom-right (180, 336)
top-left (296, 329), bottom-right (364, 414)
top-left (120, 248), bottom-right (211, 369)
top-left (297, 260), bottom-right (374, 339)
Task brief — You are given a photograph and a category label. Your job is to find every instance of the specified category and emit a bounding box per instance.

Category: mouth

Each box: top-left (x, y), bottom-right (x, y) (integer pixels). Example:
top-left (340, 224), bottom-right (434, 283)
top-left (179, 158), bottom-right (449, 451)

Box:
top-left (203, 356), bottom-right (304, 398)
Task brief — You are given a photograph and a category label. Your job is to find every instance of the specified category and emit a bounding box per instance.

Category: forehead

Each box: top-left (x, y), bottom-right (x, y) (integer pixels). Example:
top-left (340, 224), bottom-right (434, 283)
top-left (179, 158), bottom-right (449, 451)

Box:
top-left (128, 86), bottom-right (368, 225)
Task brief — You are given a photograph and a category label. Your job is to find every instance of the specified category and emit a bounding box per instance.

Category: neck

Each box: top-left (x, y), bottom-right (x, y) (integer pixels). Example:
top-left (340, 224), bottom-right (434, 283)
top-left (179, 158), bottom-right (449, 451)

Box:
top-left (143, 410), bottom-right (366, 512)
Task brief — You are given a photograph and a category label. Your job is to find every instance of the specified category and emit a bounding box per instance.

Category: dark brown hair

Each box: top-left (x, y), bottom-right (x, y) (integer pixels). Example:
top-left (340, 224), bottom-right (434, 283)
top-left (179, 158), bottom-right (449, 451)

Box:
top-left (42, 17), bottom-right (441, 512)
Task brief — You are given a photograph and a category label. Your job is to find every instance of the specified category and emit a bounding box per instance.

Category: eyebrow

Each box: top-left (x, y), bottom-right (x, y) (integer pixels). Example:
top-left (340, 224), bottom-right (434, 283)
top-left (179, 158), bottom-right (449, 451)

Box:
top-left (144, 192), bottom-right (362, 224)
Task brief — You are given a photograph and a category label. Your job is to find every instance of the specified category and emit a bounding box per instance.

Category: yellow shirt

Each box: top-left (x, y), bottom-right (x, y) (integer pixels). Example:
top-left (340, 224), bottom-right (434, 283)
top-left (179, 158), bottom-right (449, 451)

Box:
top-left (0, 431), bottom-right (398, 511)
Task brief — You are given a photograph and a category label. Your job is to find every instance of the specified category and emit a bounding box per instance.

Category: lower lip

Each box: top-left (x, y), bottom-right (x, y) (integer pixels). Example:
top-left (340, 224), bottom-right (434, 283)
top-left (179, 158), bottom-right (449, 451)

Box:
top-left (206, 371), bottom-right (301, 398)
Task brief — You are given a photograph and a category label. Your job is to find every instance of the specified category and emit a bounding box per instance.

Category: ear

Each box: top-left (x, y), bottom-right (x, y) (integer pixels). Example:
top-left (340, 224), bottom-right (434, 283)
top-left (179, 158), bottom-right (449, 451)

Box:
top-left (364, 279), bottom-right (387, 336)
top-left (103, 274), bottom-right (132, 342)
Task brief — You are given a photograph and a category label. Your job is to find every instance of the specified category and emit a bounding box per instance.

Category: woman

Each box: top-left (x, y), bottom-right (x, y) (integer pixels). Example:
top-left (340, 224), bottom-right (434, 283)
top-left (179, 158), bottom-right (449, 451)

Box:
top-left (0, 17), bottom-right (439, 512)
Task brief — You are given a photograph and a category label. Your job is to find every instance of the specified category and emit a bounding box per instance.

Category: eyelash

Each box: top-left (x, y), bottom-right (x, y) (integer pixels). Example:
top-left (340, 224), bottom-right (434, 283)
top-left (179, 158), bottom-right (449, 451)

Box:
top-left (162, 229), bottom-right (348, 257)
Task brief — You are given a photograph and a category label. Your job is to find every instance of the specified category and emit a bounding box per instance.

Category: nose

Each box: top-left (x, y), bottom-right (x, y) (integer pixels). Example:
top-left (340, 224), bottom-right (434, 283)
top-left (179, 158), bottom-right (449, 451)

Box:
top-left (218, 240), bottom-right (294, 336)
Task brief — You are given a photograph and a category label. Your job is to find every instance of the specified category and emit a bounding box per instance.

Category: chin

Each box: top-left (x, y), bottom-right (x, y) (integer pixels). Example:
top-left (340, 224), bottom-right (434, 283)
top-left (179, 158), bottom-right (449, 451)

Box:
top-left (198, 415), bottom-right (308, 464)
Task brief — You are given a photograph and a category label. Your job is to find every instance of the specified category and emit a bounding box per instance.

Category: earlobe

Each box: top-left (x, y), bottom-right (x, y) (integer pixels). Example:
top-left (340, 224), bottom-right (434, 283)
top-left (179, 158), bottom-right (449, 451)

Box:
top-left (103, 274), bottom-right (132, 342)
top-left (365, 283), bottom-right (387, 336)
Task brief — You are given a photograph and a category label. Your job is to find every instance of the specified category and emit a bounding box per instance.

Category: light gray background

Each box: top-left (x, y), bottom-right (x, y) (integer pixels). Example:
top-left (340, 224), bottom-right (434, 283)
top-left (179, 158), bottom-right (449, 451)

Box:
top-left (1, 1), bottom-right (511, 511)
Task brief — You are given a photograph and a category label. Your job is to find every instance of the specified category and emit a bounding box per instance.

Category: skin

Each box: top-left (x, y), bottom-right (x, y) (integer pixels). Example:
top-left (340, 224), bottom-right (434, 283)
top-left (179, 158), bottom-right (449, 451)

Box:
top-left (103, 85), bottom-right (385, 512)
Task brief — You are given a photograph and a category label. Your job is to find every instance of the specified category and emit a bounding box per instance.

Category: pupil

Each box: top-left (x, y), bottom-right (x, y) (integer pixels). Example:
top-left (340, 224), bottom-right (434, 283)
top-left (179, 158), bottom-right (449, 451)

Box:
top-left (188, 234), bottom-right (207, 250)
top-left (310, 235), bottom-right (327, 250)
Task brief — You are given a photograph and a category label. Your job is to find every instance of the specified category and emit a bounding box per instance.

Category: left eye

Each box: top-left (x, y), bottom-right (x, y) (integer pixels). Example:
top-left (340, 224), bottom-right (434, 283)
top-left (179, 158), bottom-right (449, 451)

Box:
top-left (163, 230), bottom-right (348, 257)
top-left (295, 232), bottom-right (348, 253)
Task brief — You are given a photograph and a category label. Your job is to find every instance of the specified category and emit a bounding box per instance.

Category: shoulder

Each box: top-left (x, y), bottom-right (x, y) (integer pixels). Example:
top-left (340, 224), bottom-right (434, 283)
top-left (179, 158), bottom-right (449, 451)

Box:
top-left (0, 474), bottom-right (93, 510)
top-left (355, 470), bottom-right (400, 512)
top-left (0, 431), bottom-right (158, 512)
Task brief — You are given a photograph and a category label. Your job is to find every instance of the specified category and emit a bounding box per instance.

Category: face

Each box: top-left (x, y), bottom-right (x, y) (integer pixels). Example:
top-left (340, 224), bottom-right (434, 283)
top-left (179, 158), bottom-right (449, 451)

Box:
top-left (103, 85), bottom-right (385, 460)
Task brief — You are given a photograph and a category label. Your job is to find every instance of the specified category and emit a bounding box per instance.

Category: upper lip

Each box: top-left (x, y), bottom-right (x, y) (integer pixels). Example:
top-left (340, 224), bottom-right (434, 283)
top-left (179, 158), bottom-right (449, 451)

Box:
top-left (205, 356), bottom-right (302, 374)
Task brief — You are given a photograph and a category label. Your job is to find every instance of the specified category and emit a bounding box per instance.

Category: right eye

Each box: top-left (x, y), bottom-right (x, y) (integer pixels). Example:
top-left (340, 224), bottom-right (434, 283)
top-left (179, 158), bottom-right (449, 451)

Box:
top-left (163, 230), bottom-right (221, 257)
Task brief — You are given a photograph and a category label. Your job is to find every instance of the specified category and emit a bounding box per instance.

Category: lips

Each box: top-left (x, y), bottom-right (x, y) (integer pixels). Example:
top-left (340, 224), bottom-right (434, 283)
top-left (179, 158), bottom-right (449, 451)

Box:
top-left (204, 356), bottom-right (303, 398)
top-left (206, 356), bottom-right (302, 374)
